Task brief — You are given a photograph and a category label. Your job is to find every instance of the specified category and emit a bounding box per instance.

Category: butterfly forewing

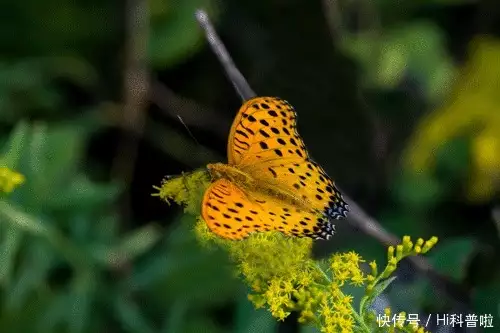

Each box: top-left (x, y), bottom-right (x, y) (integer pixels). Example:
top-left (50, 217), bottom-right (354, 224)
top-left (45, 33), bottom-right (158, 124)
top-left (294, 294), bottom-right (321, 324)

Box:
top-left (226, 97), bottom-right (349, 221)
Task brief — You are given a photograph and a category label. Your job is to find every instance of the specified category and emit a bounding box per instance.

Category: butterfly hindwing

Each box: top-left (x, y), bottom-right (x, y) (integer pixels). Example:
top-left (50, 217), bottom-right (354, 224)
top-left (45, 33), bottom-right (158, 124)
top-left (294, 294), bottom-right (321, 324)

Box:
top-left (201, 179), bottom-right (335, 240)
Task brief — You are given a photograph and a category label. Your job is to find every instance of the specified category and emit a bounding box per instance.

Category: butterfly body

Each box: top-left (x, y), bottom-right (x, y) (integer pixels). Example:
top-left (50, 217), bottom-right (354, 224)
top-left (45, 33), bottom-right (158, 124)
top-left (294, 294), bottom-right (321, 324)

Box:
top-left (207, 162), bottom-right (311, 211)
top-left (202, 97), bottom-right (349, 240)
top-left (207, 163), bottom-right (254, 187)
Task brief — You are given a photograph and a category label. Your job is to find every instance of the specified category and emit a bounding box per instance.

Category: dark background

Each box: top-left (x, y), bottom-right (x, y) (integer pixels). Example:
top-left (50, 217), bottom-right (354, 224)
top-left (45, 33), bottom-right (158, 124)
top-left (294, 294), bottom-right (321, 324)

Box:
top-left (0, 0), bottom-right (499, 332)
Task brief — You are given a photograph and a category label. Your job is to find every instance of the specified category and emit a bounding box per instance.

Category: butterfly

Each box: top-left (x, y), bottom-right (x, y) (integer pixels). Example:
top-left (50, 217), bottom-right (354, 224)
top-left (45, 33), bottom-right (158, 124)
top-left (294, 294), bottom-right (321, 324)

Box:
top-left (201, 97), bottom-right (348, 240)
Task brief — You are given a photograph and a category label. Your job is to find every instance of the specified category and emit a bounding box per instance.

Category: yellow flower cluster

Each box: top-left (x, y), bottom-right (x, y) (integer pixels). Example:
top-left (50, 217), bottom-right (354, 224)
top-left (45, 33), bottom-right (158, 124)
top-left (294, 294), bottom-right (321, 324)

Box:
top-left (319, 253), bottom-right (363, 332)
top-left (228, 232), bottom-right (316, 321)
top-left (330, 251), bottom-right (366, 286)
top-left (152, 170), bottom-right (209, 215)
top-left (155, 174), bottom-right (440, 333)
top-left (0, 166), bottom-right (25, 194)
top-left (365, 236), bottom-right (438, 294)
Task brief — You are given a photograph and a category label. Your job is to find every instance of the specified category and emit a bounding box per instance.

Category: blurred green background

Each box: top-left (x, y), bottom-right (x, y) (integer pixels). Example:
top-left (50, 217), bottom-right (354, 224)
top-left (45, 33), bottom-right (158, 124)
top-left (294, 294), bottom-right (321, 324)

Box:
top-left (0, 0), bottom-right (499, 332)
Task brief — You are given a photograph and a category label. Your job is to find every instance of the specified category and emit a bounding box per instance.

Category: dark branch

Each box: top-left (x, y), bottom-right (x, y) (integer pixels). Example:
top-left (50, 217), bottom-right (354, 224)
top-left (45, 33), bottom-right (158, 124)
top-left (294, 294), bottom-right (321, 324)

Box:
top-left (195, 10), bottom-right (256, 101)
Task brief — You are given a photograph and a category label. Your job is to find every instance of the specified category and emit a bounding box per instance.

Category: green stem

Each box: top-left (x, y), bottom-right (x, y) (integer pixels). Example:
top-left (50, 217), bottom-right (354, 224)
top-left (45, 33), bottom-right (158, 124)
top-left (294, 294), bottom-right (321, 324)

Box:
top-left (315, 263), bottom-right (371, 333)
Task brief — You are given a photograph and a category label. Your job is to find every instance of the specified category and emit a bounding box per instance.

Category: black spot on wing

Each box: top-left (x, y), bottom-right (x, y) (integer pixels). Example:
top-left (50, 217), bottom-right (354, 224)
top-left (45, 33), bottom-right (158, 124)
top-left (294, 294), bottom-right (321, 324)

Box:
top-left (259, 129), bottom-right (270, 138)
top-left (268, 167), bottom-right (277, 178)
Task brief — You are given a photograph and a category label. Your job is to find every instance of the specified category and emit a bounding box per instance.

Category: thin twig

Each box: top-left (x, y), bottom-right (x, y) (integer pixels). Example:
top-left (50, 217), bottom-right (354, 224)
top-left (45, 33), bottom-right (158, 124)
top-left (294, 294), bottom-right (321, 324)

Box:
top-left (195, 9), bottom-right (256, 100)
top-left (194, 8), bottom-right (470, 305)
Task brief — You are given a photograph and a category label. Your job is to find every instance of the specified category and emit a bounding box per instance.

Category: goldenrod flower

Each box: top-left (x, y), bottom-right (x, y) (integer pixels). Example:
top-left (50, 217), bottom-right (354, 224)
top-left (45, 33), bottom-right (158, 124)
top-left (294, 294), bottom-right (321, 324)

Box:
top-left (156, 174), bottom-right (439, 333)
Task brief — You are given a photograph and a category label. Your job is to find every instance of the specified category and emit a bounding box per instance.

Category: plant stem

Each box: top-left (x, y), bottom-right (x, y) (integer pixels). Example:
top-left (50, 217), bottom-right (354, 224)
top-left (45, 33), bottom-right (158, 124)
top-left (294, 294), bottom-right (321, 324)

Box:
top-left (315, 263), bottom-right (371, 333)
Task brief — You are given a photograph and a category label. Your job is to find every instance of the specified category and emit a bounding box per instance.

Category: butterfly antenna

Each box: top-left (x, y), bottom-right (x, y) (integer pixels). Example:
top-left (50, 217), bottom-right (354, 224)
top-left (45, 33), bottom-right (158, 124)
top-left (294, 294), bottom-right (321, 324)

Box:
top-left (195, 9), bottom-right (257, 101)
top-left (177, 115), bottom-right (200, 146)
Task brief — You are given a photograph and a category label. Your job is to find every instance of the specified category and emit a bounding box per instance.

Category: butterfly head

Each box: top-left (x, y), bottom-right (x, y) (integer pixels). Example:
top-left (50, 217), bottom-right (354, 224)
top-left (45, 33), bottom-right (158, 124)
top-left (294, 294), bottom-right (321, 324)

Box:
top-left (206, 163), bottom-right (223, 179)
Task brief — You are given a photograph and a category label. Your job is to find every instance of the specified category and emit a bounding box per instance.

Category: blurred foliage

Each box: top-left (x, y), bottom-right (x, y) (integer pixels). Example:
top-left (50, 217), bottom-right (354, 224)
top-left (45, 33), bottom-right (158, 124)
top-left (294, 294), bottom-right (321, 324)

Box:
top-left (404, 37), bottom-right (500, 202)
top-left (0, 0), bottom-right (499, 332)
top-left (149, 0), bottom-right (218, 68)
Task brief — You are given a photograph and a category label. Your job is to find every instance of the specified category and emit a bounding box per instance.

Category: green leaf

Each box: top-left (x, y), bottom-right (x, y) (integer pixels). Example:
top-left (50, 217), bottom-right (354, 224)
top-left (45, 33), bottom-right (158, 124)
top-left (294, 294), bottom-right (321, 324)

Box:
top-left (376, 39), bottom-right (408, 88)
top-left (67, 271), bottom-right (94, 333)
top-left (472, 282), bottom-right (500, 320)
top-left (235, 292), bottom-right (276, 333)
top-left (360, 276), bottom-right (397, 316)
top-left (41, 125), bottom-right (86, 184)
top-left (161, 299), bottom-right (188, 333)
top-left (0, 121), bottom-right (30, 169)
top-left (0, 200), bottom-right (49, 235)
top-left (427, 237), bottom-right (476, 281)
top-left (381, 21), bottom-right (455, 101)
top-left (6, 241), bottom-right (54, 310)
top-left (91, 224), bottom-right (163, 266)
top-left (114, 297), bottom-right (155, 333)
top-left (128, 252), bottom-right (171, 290)
top-left (0, 226), bottom-right (23, 285)
top-left (45, 174), bottom-right (121, 210)
top-left (37, 293), bottom-right (70, 332)
top-left (392, 171), bottom-right (443, 209)
top-left (340, 33), bottom-right (380, 86)
top-left (0, 200), bottom-right (90, 269)
top-left (434, 135), bottom-right (472, 185)
top-left (344, 20), bottom-right (456, 100)
top-left (182, 316), bottom-right (224, 333)
top-left (117, 224), bottom-right (163, 258)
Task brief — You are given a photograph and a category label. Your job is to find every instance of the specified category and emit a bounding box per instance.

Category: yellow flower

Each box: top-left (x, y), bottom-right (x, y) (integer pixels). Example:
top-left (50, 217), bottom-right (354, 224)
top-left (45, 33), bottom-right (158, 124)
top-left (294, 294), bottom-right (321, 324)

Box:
top-left (344, 251), bottom-right (364, 266)
top-left (340, 295), bottom-right (353, 305)
top-left (153, 170), bottom-right (210, 215)
top-left (333, 301), bottom-right (351, 317)
top-left (0, 166), bottom-right (25, 194)
top-left (350, 272), bottom-right (365, 286)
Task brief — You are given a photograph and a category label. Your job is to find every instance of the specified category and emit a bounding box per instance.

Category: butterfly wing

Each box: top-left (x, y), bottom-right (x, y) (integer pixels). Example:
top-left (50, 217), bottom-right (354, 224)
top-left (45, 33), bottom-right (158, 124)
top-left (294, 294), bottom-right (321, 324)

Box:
top-left (227, 97), bottom-right (348, 219)
top-left (201, 179), bottom-right (335, 240)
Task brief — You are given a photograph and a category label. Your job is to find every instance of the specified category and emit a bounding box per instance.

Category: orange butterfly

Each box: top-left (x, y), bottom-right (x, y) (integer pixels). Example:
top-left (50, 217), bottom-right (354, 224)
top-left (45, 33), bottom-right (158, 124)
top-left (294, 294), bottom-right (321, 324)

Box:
top-left (202, 97), bottom-right (348, 240)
